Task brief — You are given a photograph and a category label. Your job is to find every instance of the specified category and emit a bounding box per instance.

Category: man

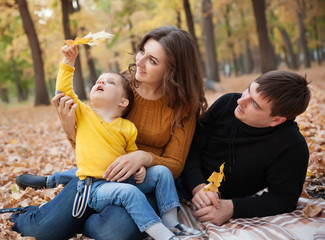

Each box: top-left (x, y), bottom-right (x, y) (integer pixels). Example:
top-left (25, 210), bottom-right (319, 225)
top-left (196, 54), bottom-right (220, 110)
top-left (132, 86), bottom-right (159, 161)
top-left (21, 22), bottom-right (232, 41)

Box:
top-left (181, 70), bottom-right (311, 226)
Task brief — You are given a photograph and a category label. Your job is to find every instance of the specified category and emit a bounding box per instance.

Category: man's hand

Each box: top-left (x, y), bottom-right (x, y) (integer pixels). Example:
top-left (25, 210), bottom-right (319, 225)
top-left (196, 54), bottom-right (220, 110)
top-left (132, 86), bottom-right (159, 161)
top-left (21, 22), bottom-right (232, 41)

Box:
top-left (193, 199), bottom-right (234, 226)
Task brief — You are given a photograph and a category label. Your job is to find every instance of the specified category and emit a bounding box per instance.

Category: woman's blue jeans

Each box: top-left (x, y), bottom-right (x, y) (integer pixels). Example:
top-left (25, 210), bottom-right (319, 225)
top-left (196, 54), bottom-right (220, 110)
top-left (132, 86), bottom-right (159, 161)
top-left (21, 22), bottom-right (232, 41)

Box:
top-left (87, 165), bottom-right (180, 232)
top-left (12, 177), bottom-right (157, 240)
top-left (11, 166), bottom-right (179, 240)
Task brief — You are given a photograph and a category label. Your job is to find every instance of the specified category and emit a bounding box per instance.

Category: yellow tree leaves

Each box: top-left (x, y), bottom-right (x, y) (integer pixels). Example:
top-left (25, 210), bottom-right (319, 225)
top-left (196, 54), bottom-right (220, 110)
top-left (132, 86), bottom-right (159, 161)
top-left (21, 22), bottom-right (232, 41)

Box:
top-left (204, 162), bottom-right (225, 194)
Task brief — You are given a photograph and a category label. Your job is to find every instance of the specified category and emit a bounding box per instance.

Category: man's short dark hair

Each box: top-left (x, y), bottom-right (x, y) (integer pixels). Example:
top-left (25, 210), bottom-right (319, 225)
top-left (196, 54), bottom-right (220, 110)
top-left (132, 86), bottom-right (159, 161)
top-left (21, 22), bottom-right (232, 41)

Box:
top-left (255, 70), bottom-right (311, 120)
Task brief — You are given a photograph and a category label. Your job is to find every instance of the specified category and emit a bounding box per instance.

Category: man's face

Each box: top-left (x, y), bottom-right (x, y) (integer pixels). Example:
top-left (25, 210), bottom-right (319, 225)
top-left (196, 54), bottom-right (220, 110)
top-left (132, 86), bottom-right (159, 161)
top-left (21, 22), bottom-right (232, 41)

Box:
top-left (234, 82), bottom-right (282, 128)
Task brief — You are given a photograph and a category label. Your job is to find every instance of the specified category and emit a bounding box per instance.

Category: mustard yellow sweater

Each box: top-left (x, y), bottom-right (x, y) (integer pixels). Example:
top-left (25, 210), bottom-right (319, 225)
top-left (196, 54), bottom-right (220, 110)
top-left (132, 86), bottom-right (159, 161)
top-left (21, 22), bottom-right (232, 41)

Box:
top-left (126, 85), bottom-right (197, 179)
top-left (57, 63), bottom-right (138, 180)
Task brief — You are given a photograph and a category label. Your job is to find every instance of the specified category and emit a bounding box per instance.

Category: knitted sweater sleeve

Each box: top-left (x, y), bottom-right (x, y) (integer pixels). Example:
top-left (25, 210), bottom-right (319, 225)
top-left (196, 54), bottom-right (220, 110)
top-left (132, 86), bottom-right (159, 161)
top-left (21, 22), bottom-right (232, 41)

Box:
top-left (150, 116), bottom-right (196, 179)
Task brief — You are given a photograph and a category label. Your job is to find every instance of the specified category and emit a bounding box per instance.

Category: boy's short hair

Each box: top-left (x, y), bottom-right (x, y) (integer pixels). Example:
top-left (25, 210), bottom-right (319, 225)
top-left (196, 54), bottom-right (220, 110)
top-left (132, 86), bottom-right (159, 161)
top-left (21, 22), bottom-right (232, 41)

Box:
top-left (255, 70), bottom-right (311, 120)
top-left (117, 73), bottom-right (134, 118)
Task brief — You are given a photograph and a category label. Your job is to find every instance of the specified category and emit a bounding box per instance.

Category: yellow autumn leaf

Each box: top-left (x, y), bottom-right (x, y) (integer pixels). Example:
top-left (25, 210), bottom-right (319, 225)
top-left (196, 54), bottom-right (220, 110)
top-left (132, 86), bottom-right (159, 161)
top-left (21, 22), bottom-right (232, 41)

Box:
top-left (64, 30), bottom-right (113, 47)
top-left (64, 37), bottom-right (91, 46)
top-left (9, 139), bottom-right (17, 145)
top-left (204, 162), bottom-right (225, 194)
top-left (84, 30), bottom-right (114, 46)
top-left (306, 170), bottom-right (313, 178)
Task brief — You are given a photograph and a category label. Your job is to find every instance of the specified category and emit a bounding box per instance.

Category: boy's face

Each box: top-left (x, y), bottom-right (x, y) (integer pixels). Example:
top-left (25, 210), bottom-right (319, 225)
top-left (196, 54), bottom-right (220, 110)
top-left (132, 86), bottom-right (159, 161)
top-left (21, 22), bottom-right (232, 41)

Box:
top-left (234, 82), bottom-right (284, 128)
top-left (90, 73), bottom-right (127, 108)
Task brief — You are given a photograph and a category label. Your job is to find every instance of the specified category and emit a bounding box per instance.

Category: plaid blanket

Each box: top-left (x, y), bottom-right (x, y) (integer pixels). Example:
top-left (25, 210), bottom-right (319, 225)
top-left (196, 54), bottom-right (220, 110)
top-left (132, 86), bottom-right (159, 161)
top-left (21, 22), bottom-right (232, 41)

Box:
top-left (177, 197), bottom-right (325, 240)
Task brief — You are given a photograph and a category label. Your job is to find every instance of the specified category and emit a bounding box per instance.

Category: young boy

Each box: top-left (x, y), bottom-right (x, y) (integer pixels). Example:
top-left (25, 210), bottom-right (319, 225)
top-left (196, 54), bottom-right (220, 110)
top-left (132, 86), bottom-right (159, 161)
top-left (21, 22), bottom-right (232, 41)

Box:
top-left (57, 45), bottom-right (202, 240)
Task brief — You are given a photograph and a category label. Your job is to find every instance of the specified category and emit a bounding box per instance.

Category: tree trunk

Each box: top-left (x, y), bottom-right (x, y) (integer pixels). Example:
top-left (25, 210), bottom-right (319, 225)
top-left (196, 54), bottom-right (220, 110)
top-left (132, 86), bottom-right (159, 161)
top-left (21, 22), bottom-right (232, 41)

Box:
top-left (223, 4), bottom-right (239, 76)
top-left (12, 57), bottom-right (24, 102)
top-left (0, 88), bottom-right (10, 103)
top-left (202, 0), bottom-right (220, 82)
top-left (278, 27), bottom-right (299, 69)
top-left (183, 0), bottom-right (206, 76)
top-left (313, 19), bottom-right (322, 65)
top-left (296, 0), bottom-right (311, 68)
top-left (251, 0), bottom-right (277, 73)
top-left (84, 45), bottom-right (98, 87)
top-left (16, 0), bottom-right (50, 105)
top-left (61, 0), bottom-right (87, 100)
top-left (128, 19), bottom-right (137, 53)
top-left (244, 39), bottom-right (254, 73)
top-left (114, 52), bottom-right (120, 73)
top-left (48, 78), bottom-right (56, 98)
top-left (176, 9), bottom-right (181, 29)
top-left (239, 8), bottom-right (254, 74)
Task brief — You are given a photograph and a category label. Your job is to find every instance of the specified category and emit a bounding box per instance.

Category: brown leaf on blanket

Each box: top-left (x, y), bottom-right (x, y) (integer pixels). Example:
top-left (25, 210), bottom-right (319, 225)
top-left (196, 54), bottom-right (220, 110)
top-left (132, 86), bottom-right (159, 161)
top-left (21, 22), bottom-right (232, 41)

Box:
top-left (301, 188), bottom-right (313, 199)
top-left (302, 204), bottom-right (323, 217)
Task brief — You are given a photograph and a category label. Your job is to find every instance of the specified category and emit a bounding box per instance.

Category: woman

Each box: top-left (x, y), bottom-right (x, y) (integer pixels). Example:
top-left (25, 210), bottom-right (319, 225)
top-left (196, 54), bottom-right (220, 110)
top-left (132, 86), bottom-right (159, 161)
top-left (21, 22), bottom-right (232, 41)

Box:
top-left (9, 26), bottom-right (208, 240)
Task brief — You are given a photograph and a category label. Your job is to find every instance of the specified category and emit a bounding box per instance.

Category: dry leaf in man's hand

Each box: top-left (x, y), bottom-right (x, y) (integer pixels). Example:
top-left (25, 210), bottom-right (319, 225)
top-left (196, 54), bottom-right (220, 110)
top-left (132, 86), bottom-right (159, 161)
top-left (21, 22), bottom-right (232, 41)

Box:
top-left (204, 162), bottom-right (225, 194)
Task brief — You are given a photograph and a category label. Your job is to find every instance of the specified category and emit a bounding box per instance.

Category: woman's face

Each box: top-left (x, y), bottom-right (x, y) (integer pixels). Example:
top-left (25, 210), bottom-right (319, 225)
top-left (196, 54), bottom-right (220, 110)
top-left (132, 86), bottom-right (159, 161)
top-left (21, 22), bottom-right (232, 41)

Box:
top-left (135, 38), bottom-right (168, 86)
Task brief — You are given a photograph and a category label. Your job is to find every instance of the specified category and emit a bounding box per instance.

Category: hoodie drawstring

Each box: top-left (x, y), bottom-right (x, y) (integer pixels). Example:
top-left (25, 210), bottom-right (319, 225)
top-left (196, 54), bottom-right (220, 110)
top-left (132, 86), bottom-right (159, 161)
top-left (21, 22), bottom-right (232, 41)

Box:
top-left (228, 121), bottom-right (238, 173)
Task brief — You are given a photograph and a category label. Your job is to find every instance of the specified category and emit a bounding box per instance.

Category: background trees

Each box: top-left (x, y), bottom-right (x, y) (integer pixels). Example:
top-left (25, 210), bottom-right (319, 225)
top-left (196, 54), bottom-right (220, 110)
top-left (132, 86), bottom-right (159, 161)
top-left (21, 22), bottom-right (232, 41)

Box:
top-left (0, 0), bottom-right (324, 104)
top-left (16, 0), bottom-right (50, 105)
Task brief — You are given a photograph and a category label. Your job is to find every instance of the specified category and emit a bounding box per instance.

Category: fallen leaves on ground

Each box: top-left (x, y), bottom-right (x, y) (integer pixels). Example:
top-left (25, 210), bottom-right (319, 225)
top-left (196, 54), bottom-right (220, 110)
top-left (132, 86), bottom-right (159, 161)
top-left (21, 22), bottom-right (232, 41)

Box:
top-left (302, 204), bottom-right (323, 217)
top-left (0, 68), bottom-right (324, 239)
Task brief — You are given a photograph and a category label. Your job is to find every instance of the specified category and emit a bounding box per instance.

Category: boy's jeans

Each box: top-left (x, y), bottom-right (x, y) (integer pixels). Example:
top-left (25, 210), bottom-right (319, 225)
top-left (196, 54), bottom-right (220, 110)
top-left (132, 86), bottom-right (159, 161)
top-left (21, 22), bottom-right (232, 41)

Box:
top-left (47, 168), bottom-right (77, 188)
top-left (79, 165), bottom-right (180, 232)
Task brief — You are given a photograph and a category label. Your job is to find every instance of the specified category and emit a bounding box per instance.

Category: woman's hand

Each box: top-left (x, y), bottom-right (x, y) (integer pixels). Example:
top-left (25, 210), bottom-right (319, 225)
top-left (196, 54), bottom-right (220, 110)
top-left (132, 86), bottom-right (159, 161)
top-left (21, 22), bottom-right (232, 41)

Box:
top-left (103, 150), bottom-right (153, 182)
top-left (52, 93), bottom-right (77, 143)
top-left (134, 166), bottom-right (146, 184)
top-left (192, 184), bottom-right (220, 210)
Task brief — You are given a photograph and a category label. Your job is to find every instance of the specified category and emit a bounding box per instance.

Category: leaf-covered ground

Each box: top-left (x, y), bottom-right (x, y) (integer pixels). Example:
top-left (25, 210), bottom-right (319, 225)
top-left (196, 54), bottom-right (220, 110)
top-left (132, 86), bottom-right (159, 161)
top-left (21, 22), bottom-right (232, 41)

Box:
top-left (0, 67), bottom-right (324, 239)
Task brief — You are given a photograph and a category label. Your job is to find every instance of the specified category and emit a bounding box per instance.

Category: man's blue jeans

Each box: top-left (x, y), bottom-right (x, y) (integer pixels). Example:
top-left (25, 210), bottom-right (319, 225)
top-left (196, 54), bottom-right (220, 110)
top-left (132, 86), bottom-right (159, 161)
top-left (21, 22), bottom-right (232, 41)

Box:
top-left (86, 165), bottom-right (180, 232)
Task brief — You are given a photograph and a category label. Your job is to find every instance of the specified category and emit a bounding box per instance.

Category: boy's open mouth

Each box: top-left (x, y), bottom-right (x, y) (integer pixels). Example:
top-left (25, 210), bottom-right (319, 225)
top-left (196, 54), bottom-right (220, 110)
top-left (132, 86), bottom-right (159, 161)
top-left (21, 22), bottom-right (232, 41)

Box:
top-left (96, 85), bottom-right (104, 91)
